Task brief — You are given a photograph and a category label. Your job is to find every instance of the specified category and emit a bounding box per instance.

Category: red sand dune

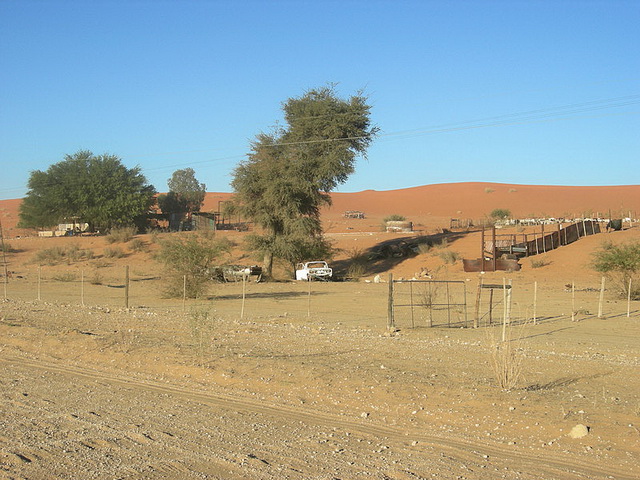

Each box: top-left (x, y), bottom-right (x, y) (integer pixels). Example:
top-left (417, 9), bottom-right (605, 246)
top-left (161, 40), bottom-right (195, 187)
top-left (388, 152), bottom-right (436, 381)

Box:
top-left (1, 183), bottom-right (638, 237)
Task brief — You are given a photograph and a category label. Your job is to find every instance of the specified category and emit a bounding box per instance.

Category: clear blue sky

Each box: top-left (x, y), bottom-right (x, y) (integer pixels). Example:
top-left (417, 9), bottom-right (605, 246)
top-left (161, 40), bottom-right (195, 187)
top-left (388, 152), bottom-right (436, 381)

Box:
top-left (1, 0), bottom-right (638, 200)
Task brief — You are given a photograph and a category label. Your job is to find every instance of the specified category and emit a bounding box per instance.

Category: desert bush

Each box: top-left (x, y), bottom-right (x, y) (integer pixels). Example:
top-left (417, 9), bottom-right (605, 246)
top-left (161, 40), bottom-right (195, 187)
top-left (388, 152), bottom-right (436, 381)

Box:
top-left (106, 226), bottom-right (137, 244)
top-left (487, 324), bottom-right (526, 390)
top-left (104, 246), bottom-right (125, 258)
top-left (188, 309), bottom-right (215, 366)
top-left (484, 187), bottom-right (495, 194)
top-left (345, 248), bottom-right (368, 280)
top-left (33, 245), bottom-right (93, 265)
top-left (417, 242), bottom-right (433, 254)
top-left (383, 214), bottom-right (406, 222)
top-left (530, 257), bottom-right (551, 268)
top-left (51, 272), bottom-right (77, 282)
top-left (490, 208), bottom-right (511, 220)
top-left (438, 249), bottom-right (459, 264)
top-left (129, 238), bottom-right (147, 252)
top-left (158, 232), bottom-right (231, 298)
top-left (92, 258), bottom-right (111, 268)
top-left (1, 242), bottom-right (15, 253)
top-left (89, 270), bottom-right (104, 285)
top-left (592, 241), bottom-right (640, 299)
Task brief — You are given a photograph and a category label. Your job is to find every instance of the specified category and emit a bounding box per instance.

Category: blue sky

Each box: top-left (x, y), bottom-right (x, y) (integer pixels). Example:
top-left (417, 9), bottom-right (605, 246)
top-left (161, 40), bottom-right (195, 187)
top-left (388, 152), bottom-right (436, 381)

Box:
top-left (1, 0), bottom-right (638, 200)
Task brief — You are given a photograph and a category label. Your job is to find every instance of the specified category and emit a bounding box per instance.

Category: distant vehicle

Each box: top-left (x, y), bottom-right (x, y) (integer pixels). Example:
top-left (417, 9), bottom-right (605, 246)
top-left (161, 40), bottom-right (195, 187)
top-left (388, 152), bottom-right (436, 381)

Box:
top-left (295, 261), bottom-right (333, 281)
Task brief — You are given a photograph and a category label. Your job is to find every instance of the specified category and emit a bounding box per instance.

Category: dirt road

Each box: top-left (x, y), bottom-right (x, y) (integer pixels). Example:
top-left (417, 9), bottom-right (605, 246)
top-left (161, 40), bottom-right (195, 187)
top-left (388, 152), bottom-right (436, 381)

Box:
top-left (1, 298), bottom-right (638, 480)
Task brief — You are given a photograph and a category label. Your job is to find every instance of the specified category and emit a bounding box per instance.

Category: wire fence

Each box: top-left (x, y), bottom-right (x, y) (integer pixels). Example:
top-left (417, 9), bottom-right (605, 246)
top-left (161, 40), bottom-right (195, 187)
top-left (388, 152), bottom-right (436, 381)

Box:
top-left (2, 265), bottom-right (637, 330)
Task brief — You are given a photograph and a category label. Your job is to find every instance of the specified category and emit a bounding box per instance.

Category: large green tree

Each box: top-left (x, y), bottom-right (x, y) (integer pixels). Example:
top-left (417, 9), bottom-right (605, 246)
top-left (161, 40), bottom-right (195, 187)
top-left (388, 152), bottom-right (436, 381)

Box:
top-left (157, 168), bottom-right (206, 230)
top-left (19, 150), bottom-right (156, 232)
top-left (231, 86), bottom-right (378, 278)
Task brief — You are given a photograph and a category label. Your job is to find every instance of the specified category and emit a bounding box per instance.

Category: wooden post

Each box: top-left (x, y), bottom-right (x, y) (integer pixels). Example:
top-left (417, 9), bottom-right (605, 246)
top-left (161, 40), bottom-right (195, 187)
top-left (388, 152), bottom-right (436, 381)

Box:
top-left (428, 280), bottom-right (433, 327)
top-left (492, 226), bottom-right (497, 272)
top-left (241, 274), bottom-right (247, 319)
top-left (489, 288), bottom-right (494, 325)
top-left (571, 281), bottom-right (576, 321)
top-left (474, 277), bottom-right (482, 329)
top-left (627, 278), bottom-right (632, 318)
top-left (506, 279), bottom-right (512, 325)
top-left (182, 275), bottom-right (187, 313)
top-left (533, 281), bottom-right (538, 325)
top-left (38, 265), bottom-right (41, 301)
top-left (541, 224), bottom-right (546, 253)
top-left (463, 282), bottom-right (468, 328)
top-left (0, 221), bottom-right (7, 301)
top-left (124, 265), bottom-right (129, 309)
top-left (387, 273), bottom-right (395, 331)
top-left (81, 269), bottom-right (85, 307)
top-left (597, 276), bottom-right (605, 318)
top-left (446, 280), bottom-right (451, 327)
top-left (480, 228), bottom-right (485, 272)
top-left (502, 278), bottom-right (507, 342)
top-left (409, 281), bottom-right (415, 328)
top-left (307, 277), bottom-right (311, 318)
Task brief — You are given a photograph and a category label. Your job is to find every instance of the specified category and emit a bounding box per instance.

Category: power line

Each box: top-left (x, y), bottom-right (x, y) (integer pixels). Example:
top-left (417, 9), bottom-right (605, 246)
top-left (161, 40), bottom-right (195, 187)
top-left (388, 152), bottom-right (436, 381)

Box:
top-left (1, 94), bottom-right (638, 197)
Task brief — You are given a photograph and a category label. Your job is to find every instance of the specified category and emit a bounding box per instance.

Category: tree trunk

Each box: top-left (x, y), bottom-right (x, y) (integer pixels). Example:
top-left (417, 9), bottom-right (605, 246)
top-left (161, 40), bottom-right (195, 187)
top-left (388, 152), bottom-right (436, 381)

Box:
top-left (263, 251), bottom-right (273, 279)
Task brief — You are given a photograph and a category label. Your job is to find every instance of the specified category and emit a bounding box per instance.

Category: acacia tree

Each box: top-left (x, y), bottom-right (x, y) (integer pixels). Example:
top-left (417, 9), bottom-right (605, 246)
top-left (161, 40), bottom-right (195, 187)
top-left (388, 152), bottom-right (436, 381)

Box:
top-left (158, 168), bottom-right (206, 230)
top-left (19, 150), bottom-right (156, 232)
top-left (231, 86), bottom-right (378, 278)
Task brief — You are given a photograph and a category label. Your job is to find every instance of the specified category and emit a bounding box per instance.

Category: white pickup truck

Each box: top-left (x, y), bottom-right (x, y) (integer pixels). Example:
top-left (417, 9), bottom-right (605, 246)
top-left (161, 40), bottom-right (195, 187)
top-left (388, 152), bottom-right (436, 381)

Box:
top-left (295, 261), bottom-right (333, 281)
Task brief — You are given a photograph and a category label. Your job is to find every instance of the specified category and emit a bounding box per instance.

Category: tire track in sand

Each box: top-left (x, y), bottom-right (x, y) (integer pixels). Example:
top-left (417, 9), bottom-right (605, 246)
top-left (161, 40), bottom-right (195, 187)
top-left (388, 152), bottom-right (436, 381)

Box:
top-left (2, 355), bottom-right (635, 480)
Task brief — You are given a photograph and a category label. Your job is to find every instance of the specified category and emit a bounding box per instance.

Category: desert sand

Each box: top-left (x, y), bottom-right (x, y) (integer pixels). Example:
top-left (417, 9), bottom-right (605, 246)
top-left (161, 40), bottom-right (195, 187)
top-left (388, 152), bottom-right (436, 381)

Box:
top-left (1, 182), bottom-right (639, 479)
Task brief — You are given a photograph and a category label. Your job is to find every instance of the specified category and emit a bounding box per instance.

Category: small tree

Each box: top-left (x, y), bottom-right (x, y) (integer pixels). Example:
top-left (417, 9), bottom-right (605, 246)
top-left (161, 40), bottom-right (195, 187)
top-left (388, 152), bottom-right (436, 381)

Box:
top-left (490, 208), bottom-right (511, 221)
top-left (592, 241), bottom-right (640, 298)
top-left (158, 168), bottom-right (206, 231)
top-left (157, 232), bottom-right (230, 298)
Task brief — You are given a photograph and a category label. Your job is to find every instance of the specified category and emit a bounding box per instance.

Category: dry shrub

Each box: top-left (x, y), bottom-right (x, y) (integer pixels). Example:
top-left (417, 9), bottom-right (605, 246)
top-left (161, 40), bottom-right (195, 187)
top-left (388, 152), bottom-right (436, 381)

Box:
top-left (129, 238), bottom-right (147, 252)
top-left (104, 246), bottom-right (125, 258)
top-left (438, 249), bottom-right (459, 264)
top-left (530, 257), bottom-right (551, 269)
top-left (51, 272), bottom-right (77, 282)
top-left (346, 248), bottom-right (368, 280)
top-left (106, 226), bottom-right (137, 244)
top-left (486, 322), bottom-right (527, 390)
top-left (33, 245), bottom-right (93, 265)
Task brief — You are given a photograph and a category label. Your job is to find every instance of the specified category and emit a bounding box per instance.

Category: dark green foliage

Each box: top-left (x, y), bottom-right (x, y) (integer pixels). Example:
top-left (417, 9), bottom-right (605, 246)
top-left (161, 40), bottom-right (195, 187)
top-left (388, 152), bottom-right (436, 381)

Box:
top-left (490, 208), bottom-right (511, 220)
top-left (19, 150), bottom-right (156, 232)
top-left (383, 214), bottom-right (406, 222)
top-left (157, 233), bottom-right (231, 298)
top-left (166, 168), bottom-right (206, 213)
top-left (592, 241), bottom-right (640, 297)
top-left (230, 86), bottom-right (377, 277)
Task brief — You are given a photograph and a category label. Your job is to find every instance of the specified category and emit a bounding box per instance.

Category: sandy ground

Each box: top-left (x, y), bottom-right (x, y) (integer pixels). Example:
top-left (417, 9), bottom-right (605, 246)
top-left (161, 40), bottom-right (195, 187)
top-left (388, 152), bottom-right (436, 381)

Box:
top-left (1, 183), bottom-right (640, 479)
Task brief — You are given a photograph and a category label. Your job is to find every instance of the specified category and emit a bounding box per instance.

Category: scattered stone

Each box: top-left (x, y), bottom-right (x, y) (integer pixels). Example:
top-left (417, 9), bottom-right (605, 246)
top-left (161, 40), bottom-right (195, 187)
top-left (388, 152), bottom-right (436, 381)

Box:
top-left (568, 424), bottom-right (589, 439)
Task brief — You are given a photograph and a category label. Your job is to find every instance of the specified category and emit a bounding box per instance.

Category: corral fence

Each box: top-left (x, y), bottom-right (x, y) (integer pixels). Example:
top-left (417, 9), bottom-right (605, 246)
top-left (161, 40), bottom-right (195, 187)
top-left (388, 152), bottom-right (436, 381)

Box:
top-left (387, 274), bottom-right (468, 329)
top-left (491, 220), bottom-right (601, 258)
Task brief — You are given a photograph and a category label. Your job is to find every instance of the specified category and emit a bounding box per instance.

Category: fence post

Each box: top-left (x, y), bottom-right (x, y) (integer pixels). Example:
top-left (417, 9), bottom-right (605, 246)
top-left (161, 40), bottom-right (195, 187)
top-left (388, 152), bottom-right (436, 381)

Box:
top-left (533, 281), bottom-right (538, 325)
top-left (571, 281), bottom-right (576, 321)
top-left (307, 277), bottom-right (311, 318)
top-left (409, 281), bottom-right (415, 328)
top-left (502, 278), bottom-right (507, 342)
top-left (597, 276), bottom-right (605, 318)
top-left (182, 275), bottom-right (187, 313)
top-left (81, 269), bottom-right (85, 307)
top-left (387, 273), bottom-right (395, 331)
top-left (38, 265), bottom-right (41, 301)
top-left (241, 274), bottom-right (247, 319)
top-left (628, 278), bottom-right (632, 318)
top-left (472, 277), bottom-right (482, 328)
top-left (124, 265), bottom-right (129, 309)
